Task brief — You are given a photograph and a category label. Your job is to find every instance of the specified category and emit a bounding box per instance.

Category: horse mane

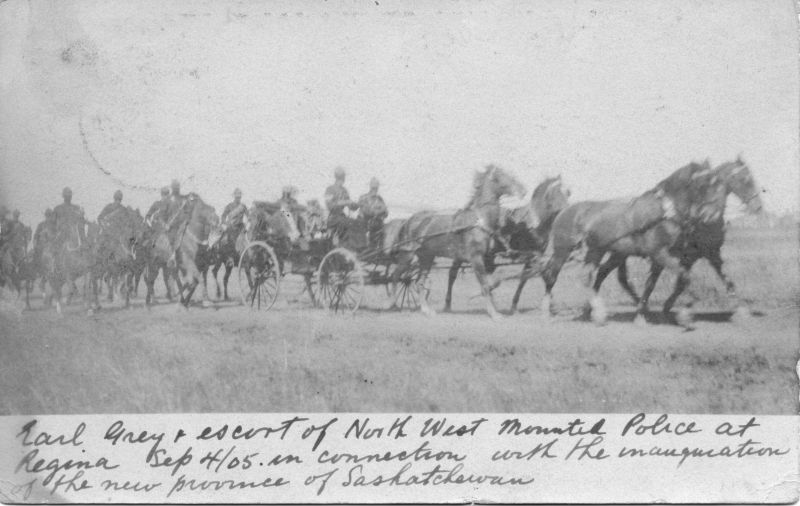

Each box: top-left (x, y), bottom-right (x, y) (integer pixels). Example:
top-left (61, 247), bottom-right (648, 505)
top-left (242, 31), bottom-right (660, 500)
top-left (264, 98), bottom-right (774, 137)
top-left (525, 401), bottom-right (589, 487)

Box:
top-left (650, 160), bottom-right (712, 196)
top-left (531, 176), bottom-right (561, 202)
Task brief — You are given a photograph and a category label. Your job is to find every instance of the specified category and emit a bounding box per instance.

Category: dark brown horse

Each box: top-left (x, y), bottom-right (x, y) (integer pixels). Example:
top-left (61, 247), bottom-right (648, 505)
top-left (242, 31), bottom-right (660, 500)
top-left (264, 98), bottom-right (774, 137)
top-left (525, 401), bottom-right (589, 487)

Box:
top-left (393, 165), bottom-right (525, 319)
top-left (608, 157), bottom-right (764, 322)
top-left (492, 175), bottom-right (571, 313)
top-left (538, 160), bottom-right (722, 328)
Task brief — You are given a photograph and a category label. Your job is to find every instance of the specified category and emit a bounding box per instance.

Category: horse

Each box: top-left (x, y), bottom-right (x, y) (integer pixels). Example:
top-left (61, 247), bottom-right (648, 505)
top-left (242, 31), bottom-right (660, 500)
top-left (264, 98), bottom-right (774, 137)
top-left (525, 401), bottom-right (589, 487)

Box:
top-left (41, 221), bottom-right (92, 314)
top-left (86, 207), bottom-right (148, 312)
top-left (207, 222), bottom-right (247, 302)
top-left (538, 160), bottom-right (724, 329)
top-left (392, 164), bottom-right (526, 319)
top-left (608, 157), bottom-right (764, 322)
top-left (173, 194), bottom-right (219, 308)
top-left (237, 200), bottom-right (301, 303)
top-left (0, 223), bottom-right (34, 308)
top-left (491, 175), bottom-right (571, 313)
top-left (142, 222), bottom-right (181, 306)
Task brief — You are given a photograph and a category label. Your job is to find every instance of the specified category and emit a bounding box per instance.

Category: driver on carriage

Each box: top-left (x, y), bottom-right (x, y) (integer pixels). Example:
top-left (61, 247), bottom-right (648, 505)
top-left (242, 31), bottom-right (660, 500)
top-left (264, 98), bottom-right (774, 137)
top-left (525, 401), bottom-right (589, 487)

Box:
top-left (145, 186), bottom-right (171, 227)
top-left (358, 177), bottom-right (388, 249)
top-left (97, 190), bottom-right (125, 227)
top-left (220, 188), bottom-right (250, 236)
top-left (53, 187), bottom-right (86, 247)
top-left (324, 166), bottom-right (358, 240)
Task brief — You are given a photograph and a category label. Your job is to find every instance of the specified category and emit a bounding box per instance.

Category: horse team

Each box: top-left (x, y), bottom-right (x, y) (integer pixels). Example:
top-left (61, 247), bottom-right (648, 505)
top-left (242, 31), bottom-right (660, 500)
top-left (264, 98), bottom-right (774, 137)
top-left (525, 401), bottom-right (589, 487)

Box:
top-left (0, 156), bottom-right (763, 329)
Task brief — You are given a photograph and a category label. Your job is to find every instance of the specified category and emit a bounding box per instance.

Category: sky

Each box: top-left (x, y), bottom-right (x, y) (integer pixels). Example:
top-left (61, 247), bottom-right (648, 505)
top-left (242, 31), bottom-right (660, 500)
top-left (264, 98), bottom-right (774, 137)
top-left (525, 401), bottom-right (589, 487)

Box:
top-left (1, 0), bottom-right (798, 224)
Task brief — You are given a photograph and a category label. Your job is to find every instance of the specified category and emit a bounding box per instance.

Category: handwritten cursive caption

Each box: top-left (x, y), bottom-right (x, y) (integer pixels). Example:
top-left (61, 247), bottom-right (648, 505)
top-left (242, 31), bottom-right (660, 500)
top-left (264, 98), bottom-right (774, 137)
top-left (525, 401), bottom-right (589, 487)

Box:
top-left (0, 413), bottom-right (795, 503)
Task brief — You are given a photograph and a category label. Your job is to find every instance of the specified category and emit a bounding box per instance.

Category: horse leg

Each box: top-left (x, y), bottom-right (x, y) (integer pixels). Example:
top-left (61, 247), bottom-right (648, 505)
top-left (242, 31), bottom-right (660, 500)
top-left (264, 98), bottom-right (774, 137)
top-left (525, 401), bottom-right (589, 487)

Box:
top-left (124, 272), bottom-right (132, 309)
top-left (387, 252), bottom-right (411, 310)
top-left (212, 262), bottom-right (223, 300)
top-left (706, 250), bottom-right (748, 321)
top-left (304, 273), bottom-right (317, 307)
top-left (106, 276), bottom-right (114, 302)
top-left (540, 248), bottom-right (570, 317)
top-left (581, 249), bottom-right (607, 325)
top-left (201, 268), bottom-right (212, 307)
top-left (162, 266), bottom-right (173, 301)
top-left (662, 255), bottom-right (697, 315)
top-left (416, 255), bottom-right (436, 317)
top-left (470, 254), bottom-right (502, 320)
top-left (633, 263), bottom-right (663, 326)
top-left (144, 264), bottom-right (155, 306)
top-left (24, 279), bottom-right (31, 310)
top-left (443, 260), bottom-right (461, 313)
top-left (651, 249), bottom-right (695, 330)
top-left (510, 259), bottom-right (534, 314)
top-left (223, 263), bottom-right (233, 301)
top-left (593, 252), bottom-right (624, 296)
top-left (616, 258), bottom-right (640, 305)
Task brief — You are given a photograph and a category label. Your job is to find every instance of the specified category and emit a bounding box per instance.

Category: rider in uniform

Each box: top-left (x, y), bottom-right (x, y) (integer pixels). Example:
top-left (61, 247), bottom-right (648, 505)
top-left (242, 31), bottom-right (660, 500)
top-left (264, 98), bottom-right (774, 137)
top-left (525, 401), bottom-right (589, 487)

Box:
top-left (145, 187), bottom-right (171, 227)
top-left (166, 179), bottom-right (188, 249)
top-left (358, 177), bottom-right (388, 249)
top-left (220, 188), bottom-right (249, 234)
top-left (33, 209), bottom-right (54, 266)
top-left (98, 190), bottom-right (125, 225)
top-left (324, 167), bottom-right (358, 240)
top-left (53, 187), bottom-right (86, 246)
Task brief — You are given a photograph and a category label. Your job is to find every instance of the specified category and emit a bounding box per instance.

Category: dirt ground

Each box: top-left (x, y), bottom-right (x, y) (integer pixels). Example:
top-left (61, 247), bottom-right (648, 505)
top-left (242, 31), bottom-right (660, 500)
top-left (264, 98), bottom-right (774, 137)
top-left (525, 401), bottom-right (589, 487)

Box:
top-left (1, 227), bottom-right (797, 415)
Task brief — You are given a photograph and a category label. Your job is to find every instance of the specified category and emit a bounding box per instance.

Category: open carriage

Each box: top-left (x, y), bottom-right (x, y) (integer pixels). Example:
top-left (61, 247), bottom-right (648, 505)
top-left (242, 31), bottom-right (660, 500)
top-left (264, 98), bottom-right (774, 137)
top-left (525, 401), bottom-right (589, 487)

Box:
top-left (237, 204), bottom-right (426, 314)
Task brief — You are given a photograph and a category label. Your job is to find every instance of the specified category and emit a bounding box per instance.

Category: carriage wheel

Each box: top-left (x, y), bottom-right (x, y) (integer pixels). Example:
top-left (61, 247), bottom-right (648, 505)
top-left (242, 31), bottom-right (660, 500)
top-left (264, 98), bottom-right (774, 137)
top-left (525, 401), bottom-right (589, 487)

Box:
top-left (316, 247), bottom-right (364, 314)
top-left (237, 241), bottom-right (281, 310)
top-left (393, 254), bottom-right (427, 311)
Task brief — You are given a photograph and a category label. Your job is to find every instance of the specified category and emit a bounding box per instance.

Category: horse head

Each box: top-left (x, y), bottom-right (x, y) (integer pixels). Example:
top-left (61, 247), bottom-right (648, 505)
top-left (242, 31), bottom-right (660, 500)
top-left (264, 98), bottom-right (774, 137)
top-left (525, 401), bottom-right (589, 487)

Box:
top-left (469, 165), bottom-right (526, 208)
top-left (717, 156), bottom-right (763, 215)
top-left (530, 175), bottom-right (570, 229)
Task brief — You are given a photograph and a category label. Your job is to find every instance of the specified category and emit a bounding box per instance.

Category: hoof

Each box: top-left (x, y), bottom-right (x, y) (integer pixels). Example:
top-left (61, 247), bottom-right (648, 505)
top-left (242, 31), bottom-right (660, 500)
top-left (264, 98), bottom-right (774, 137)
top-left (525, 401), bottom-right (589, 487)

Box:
top-left (633, 313), bottom-right (647, 327)
top-left (675, 308), bottom-right (694, 330)
top-left (589, 296), bottom-right (607, 325)
top-left (489, 311), bottom-right (504, 322)
top-left (420, 305), bottom-right (437, 317)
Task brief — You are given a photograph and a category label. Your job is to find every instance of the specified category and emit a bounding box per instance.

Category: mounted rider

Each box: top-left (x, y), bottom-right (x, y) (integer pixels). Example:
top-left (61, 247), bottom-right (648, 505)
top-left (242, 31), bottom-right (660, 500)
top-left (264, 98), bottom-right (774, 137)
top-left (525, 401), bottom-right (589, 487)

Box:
top-left (165, 179), bottom-right (190, 249)
top-left (33, 208), bottom-right (54, 266)
top-left (0, 209), bottom-right (21, 258)
top-left (358, 177), bottom-right (388, 249)
top-left (0, 206), bottom-right (11, 249)
top-left (220, 188), bottom-right (249, 236)
top-left (53, 187), bottom-right (86, 247)
top-left (324, 166), bottom-right (358, 240)
top-left (98, 190), bottom-right (125, 227)
top-left (145, 187), bottom-right (171, 228)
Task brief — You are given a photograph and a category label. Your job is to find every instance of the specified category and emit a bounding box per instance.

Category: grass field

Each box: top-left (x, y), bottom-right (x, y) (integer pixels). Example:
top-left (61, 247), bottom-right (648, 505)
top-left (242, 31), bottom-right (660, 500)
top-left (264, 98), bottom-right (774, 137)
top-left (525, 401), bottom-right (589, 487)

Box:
top-left (1, 226), bottom-right (797, 415)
